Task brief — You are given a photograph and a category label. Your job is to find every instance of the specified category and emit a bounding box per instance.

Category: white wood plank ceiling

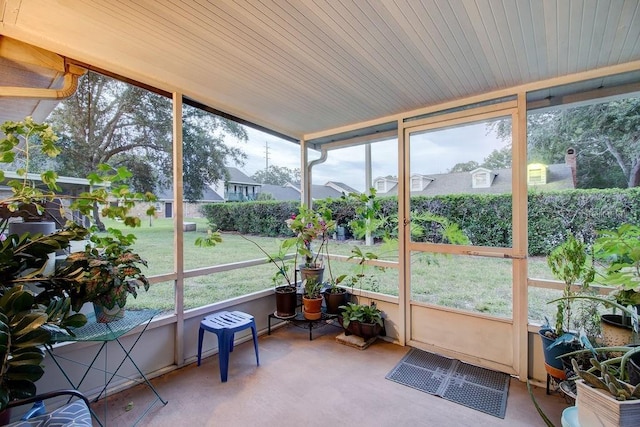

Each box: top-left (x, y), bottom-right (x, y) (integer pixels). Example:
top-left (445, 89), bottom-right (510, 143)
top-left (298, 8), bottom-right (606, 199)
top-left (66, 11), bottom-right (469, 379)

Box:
top-left (1, 0), bottom-right (639, 141)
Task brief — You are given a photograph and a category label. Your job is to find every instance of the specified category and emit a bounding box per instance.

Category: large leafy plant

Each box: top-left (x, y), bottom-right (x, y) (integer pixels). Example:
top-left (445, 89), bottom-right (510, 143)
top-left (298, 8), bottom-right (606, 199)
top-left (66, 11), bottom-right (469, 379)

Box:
top-left (339, 301), bottom-right (383, 328)
top-left (0, 117), bottom-right (155, 410)
top-left (594, 223), bottom-right (640, 307)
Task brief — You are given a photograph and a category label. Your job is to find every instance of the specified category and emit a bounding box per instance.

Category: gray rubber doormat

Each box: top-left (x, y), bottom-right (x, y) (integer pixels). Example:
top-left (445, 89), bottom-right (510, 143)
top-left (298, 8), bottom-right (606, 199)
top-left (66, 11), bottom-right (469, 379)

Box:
top-left (385, 348), bottom-right (510, 418)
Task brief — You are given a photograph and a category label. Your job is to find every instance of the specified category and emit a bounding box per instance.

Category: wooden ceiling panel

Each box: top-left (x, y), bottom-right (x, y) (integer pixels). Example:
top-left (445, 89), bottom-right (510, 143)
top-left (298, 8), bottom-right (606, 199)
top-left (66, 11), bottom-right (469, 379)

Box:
top-left (0, 0), bottom-right (638, 140)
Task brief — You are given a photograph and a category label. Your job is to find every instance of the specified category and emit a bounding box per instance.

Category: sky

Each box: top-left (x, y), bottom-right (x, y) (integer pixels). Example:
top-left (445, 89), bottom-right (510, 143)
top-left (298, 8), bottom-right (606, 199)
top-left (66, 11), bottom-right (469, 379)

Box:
top-left (225, 120), bottom-right (508, 193)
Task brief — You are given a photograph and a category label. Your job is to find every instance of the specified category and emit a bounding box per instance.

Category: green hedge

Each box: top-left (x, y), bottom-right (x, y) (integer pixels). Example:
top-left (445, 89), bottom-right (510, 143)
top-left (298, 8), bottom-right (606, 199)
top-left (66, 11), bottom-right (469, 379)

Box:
top-left (200, 188), bottom-right (640, 256)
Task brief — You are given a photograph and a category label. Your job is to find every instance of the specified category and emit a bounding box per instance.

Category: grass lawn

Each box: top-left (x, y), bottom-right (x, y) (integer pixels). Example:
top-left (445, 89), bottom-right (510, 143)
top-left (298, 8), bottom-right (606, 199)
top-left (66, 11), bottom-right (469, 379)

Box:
top-left (106, 218), bottom-right (559, 322)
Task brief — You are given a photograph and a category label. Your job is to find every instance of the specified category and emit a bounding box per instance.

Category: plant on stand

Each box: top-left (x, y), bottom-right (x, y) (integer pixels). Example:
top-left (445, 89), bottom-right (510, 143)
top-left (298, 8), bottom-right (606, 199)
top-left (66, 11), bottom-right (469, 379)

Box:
top-left (0, 117), bottom-right (155, 412)
top-left (286, 205), bottom-right (334, 285)
top-left (302, 278), bottom-right (323, 320)
top-left (539, 233), bottom-right (596, 385)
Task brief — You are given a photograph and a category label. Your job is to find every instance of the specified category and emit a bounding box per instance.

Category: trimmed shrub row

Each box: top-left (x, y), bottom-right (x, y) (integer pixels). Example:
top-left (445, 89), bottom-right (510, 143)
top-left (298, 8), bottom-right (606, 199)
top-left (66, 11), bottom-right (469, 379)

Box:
top-left (199, 188), bottom-right (640, 256)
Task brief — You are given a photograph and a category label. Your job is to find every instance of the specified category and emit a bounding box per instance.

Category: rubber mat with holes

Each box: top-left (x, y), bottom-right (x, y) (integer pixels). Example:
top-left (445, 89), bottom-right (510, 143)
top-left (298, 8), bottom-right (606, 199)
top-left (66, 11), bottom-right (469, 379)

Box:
top-left (386, 348), bottom-right (510, 418)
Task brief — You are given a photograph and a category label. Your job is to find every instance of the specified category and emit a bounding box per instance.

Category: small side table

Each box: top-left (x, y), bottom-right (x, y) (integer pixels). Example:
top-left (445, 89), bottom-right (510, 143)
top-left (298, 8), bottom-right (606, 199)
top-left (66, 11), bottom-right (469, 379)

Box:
top-left (47, 309), bottom-right (168, 426)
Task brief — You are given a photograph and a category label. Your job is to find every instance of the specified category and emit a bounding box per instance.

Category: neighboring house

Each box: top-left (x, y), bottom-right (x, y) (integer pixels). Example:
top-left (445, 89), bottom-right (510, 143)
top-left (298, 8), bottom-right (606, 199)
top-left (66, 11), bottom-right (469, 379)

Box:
top-left (220, 167), bottom-right (261, 202)
top-left (146, 170), bottom-right (359, 217)
top-left (375, 149), bottom-right (577, 196)
top-left (0, 171), bottom-right (102, 227)
top-left (258, 181), bottom-right (358, 201)
top-left (154, 167), bottom-right (259, 218)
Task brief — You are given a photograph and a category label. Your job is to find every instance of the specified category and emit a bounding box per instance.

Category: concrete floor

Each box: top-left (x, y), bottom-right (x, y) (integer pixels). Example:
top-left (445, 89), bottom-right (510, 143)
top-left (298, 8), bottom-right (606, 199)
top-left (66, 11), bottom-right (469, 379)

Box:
top-left (92, 323), bottom-right (571, 427)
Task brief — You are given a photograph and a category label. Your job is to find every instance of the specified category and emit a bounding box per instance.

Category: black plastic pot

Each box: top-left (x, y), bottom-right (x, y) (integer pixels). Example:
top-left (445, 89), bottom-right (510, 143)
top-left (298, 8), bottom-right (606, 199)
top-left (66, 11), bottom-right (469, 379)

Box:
top-left (275, 285), bottom-right (297, 318)
top-left (626, 350), bottom-right (640, 386)
top-left (323, 288), bottom-right (348, 315)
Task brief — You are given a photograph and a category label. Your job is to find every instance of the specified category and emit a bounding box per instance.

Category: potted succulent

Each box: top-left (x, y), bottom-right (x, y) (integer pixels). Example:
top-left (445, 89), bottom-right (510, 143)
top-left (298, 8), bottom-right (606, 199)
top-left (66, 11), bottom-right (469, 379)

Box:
top-left (570, 350), bottom-right (640, 427)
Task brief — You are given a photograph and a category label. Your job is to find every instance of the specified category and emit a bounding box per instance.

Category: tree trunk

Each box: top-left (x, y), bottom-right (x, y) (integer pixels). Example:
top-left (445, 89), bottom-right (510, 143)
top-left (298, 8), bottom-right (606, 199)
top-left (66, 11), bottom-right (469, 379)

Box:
top-left (92, 201), bottom-right (105, 232)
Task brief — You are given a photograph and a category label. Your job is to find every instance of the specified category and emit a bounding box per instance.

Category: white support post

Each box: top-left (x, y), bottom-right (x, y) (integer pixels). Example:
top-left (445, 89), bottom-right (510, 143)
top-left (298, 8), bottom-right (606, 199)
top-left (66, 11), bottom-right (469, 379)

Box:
top-left (365, 143), bottom-right (373, 246)
top-left (397, 119), bottom-right (408, 346)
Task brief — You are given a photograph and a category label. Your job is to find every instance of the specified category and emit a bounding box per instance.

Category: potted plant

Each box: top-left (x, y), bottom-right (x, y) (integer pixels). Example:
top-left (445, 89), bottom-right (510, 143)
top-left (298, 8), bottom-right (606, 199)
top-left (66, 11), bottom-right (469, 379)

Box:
top-left (0, 117), bottom-right (155, 412)
top-left (286, 205), bottom-right (335, 284)
top-left (539, 233), bottom-right (596, 382)
top-left (47, 229), bottom-right (151, 323)
top-left (338, 301), bottom-right (384, 340)
top-left (241, 234), bottom-right (298, 318)
top-left (593, 223), bottom-right (640, 345)
top-left (570, 350), bottom-right (640, 427)
top-left (302, 277), bottom-right (323, 320)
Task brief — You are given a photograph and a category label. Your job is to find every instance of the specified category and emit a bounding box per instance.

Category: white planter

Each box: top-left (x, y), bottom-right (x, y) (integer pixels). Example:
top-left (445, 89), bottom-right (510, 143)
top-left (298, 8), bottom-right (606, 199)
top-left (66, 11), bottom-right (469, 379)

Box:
top-left (576, 379), bottom-right (640, 427)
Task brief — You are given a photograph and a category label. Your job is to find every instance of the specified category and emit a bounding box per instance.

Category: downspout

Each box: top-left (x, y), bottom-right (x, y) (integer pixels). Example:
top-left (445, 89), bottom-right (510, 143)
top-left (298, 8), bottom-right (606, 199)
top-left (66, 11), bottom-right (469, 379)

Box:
top-left (304, 146), bottom-right (328, 209)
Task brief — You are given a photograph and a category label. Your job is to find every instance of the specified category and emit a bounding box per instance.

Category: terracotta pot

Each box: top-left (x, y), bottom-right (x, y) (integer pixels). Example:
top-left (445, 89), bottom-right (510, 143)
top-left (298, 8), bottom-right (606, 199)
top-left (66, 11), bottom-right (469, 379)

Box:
top-left (323, 288), bottom-right (348, 315)
top-left (275, 285), bottom-right (297, 318)
top-left (302, 296), bottom-right (323, 320)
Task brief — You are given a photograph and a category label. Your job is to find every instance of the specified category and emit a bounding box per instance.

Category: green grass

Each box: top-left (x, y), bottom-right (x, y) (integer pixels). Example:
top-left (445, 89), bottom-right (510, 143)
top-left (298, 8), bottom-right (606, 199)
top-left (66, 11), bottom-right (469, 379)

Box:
top-left (103, 218), bottom-right (559, 321)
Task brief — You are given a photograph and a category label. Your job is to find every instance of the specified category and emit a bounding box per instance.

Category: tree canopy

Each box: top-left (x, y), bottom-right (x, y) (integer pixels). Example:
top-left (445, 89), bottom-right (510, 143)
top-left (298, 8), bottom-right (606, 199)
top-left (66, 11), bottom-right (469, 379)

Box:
top-left (48, 72), bottom-right (248, 202)
top-left (251, 165), bottom-right (300, 185)
top-left (491, 98), bottom-right (640, 188)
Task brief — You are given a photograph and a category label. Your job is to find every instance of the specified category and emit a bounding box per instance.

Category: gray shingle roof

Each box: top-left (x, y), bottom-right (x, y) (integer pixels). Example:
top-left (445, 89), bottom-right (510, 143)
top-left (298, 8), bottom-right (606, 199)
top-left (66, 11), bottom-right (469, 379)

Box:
top-left (258, 184), bottom-right (301, 201)
top-left (155, 185), bottom-right (224, 202)
top-left (380, 163), bottom-right (574, 196)
top-left (226, 167), bottom-right (260, 185)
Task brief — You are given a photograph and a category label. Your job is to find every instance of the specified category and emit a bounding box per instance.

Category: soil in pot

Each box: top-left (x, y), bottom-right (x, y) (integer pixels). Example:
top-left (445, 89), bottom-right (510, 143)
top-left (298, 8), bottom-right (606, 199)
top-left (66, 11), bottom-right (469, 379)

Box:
top-left (275, 285), bottom-right (297, 318)
top-left (323, 288), bottom-right (348, 315)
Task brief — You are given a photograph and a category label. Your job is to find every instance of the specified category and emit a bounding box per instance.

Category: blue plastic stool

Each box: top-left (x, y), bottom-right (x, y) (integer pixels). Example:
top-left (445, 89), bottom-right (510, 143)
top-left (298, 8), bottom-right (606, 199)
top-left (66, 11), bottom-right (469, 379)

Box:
top-left (197, 311), bottom-right (259, 382)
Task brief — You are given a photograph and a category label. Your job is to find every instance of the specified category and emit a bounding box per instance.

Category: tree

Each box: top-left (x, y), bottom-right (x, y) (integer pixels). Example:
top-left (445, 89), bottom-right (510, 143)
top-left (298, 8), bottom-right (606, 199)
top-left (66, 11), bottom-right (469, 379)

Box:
top-left (449, 161), bottom-right (479, 173)
top-left (482, 146), bottom-right (512, 169)
top-left (252, 165), bottom-right (300, 185)
top-left (48, 72), bottom-right (248, 212)
top-left (491, 98), bottom-right (640, 188)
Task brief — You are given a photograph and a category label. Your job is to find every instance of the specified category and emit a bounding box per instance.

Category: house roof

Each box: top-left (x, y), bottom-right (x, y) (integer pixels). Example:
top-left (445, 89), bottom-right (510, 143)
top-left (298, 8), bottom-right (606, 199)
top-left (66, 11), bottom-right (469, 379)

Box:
top-left (258, 184), bottom-right (301, 202)
top-left (379, 163), bottom-right (574, 196)
top-left (155, 185), bottom-right (224, 203)
top-left (226, 167), bottom-right (260, 186)
top-left (1, 1), bottom-right (639, 146)
top-left (324, 181), bottom-right (358, 195)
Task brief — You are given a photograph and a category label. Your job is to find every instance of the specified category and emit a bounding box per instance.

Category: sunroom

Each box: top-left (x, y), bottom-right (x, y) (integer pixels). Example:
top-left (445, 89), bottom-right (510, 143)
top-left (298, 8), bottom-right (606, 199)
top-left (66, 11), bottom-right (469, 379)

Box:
top-left (1, 1), bottom-right (640, 426)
